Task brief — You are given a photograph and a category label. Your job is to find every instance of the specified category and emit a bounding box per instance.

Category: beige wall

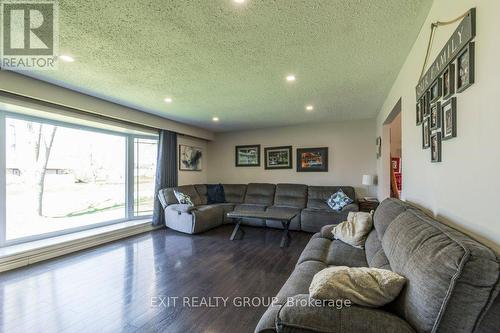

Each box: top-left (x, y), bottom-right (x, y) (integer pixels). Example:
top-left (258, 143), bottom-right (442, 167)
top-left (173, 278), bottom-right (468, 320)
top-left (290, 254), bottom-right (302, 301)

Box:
top-left (207, 119), bottom-right (377, 198)
top-left (376, 0), bottom-right (500, 252)
top-left (178, 136), bottom-right (209, 185)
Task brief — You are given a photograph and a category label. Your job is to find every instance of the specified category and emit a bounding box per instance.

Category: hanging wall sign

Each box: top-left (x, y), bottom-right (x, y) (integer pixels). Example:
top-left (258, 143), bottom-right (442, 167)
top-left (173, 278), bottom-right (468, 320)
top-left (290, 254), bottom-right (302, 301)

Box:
top-left (415, 8), bottom-right (476, 163)
top-left (415, 8), bottom-right (476, 100)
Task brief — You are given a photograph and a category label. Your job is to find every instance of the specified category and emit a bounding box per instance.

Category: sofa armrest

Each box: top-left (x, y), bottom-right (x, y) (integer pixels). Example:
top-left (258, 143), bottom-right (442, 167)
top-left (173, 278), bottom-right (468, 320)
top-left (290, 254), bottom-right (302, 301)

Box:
top-left (158, 189), bottom-right (169, 210)
top-left (342, 203), bottom-right (359, 212)
top-left (166, 204), bottom-right (196, 214)
top-left (276, 294), bottom-right (415, 333)
top-left (320, 225), bottom-right (335, 240)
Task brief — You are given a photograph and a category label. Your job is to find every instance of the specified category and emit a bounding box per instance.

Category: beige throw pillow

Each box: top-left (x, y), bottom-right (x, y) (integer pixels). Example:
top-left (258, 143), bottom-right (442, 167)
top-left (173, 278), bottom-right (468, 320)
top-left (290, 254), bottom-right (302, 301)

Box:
top-left (331, 211), bottom-right (373, 248)
top-left (309, 266), bottom-right (406, 307)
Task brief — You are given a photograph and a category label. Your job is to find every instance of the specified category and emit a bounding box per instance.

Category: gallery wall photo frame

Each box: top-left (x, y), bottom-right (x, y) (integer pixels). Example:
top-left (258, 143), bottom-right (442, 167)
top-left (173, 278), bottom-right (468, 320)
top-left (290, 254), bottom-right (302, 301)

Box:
top-left (423, 91), bottom-right (431, 117)
top-left (442, 63), bottom-right (455, 99)
top-left (264, 146), bottom-right (293, 170)
top-left (430, 101), bottom-right (441, 130)
top-left (456, 42), bottom-right (475, 93)
top-left (430, 132), bottom-right (442, 163)
top-left (442, 97), bottom-right (457, 140)
top-left (179, 145), bottom-right (203, 171)
top-left (430, 77), bottom-right (442, 103)
top-left (296, 147), bottom-right (328, 172)
top-left (422, 117), bottom-right (430, 149)
top-left (376, 137), bottom-right (382, 158)
top-left (416, 100), bottom-right (423, 125)
top-left (235, 144), bottom-right (261, 167)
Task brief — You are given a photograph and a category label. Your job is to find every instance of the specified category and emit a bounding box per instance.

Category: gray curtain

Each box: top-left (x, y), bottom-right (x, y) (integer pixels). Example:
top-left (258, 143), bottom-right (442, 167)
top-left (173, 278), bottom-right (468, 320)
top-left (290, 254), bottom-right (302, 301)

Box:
top-left (152, 130), bottom-right (177, 226)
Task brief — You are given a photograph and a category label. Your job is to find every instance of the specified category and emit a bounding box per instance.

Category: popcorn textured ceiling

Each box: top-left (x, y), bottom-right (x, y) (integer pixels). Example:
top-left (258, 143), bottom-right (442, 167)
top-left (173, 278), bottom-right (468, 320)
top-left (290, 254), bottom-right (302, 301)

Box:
top-left (21, 0), bottom-right (432, 131)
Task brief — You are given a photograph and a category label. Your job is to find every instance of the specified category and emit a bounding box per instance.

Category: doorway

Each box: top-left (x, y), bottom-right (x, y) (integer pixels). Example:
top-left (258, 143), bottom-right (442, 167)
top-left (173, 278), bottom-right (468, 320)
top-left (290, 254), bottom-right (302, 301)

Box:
top-left (388, 113), bottom-right (402, 198)
top-left (382, 99), bottom-right (402, 199)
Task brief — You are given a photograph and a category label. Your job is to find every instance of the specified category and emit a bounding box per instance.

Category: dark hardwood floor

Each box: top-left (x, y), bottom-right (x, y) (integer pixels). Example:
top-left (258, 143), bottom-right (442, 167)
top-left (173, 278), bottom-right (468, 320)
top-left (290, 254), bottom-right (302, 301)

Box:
top-left (0, 225), bottom-right (311, 333)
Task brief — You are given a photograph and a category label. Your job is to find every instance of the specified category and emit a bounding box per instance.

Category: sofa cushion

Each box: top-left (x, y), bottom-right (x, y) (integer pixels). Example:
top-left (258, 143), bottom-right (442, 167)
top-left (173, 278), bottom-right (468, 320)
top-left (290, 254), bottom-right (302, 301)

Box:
top-left (365, 229), bottom-right (390, 269)
top-left (273, 183), bottom-right (308, 208)
top-left (309, 266), bottom-right (406, 307)
top-left (326, 240), bottom-right (368, 267)
top-left (164, 185), bottom-right (202, 206)
top-left (275, 261), bottom-right (327, 303)
top-left (244, 183), bottom-right (276, 205)
top-left (296, 236), bottom-right (368, 268)
top-left (275, 294), bottom-right (416, 333)
top-left (373, 198), bottom-right (409, 240)
top-left (265, 206), bottom-right (301, 231)
top-left (307, 186), bottom-right (356, 210)
top-left (478, 294), bottom-right (500, 333)
top-left (331, 211), bottom-right (373, 249)
top-left (327, 188), bottom-right (354, 211)
top-left (194, 184), bottom-right (208, 205)
top-left (234, 203), bottom-right (267, 212)
top-left (300, 208), bottom-right (353, 233)
top-left (206, 184), bottom-right (225, 204)
top-left (222, 184), bottom-right (247, 204)
top-left (297, 236), bottom-right (331, 265)
top-left (174, 189), bottom-right (194, 206)
top-left (382, 209), bottom-right (500, 333)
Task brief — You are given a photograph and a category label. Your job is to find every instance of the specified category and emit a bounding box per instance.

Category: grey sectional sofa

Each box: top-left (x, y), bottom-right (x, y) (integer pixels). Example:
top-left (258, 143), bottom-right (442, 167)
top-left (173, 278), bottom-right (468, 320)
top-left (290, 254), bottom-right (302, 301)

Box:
top-left (158, 183), bottom-right (358, 234)
top-left (255, 198), bottom-right (500, 333)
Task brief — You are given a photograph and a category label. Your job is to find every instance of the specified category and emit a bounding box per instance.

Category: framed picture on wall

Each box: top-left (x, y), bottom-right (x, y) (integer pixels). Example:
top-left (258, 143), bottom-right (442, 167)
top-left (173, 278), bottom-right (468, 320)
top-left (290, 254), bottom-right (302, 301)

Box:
top-left (422, 117), bottom-right (430, 149)
top-left (442, 63), bottom-right (455, 99)
top-left (376, 137), bottom-right (381, 158)
top-left (442, 97), bottom-right (457, 140)
top-left (296, 147), bottom-right (328, 172)
top-left (423, 90), bottom-right (431, 117)
top-left (456, 42), bottom-right (475, 93)
top-left (430, 101), bottom-right (441, 130)
top-left (179, 145), bottom-right (203, 171)
top-left (430, 77), bottom-right (442, 103)
top-left (264, 146), bottom-right (292, 169)
top-left (416, 100), bottom-right (423, 125)
top-left (431, 132), bottom-right (442, 163)
top-left (235, 144), bottom-right (261, 167)
top-left (391, 157), bottom-right (401, 173)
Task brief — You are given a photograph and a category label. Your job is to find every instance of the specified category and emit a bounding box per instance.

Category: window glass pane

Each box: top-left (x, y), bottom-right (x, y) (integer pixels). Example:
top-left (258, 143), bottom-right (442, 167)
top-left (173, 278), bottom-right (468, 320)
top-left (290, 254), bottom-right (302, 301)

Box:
top-left (134, 138), bottom-right (157, 216)
top-left (6, 117), bottom-right (126, 240)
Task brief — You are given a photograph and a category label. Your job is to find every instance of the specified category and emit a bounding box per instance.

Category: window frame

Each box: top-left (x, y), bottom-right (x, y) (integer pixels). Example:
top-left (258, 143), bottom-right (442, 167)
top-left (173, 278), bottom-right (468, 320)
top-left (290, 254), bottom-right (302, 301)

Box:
top-left (133, 137), bottom-right (158, 217)
top-left (0, 111), bottom-right (158, 247)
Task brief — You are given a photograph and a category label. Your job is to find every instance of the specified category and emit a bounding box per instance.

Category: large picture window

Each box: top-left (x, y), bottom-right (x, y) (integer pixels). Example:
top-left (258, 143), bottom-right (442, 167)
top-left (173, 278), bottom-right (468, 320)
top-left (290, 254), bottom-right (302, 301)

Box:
top-left (0, 112), bottom-right (158, 245)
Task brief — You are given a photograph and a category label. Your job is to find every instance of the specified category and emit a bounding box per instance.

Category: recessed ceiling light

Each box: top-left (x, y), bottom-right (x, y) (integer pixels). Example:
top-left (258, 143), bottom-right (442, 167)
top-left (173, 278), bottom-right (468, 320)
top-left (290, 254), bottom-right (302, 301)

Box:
top-left (306, 105), bottom-right (314, 111)
top-left (59, 55), bottom-right (75, 62)
top-left (212, 117), bottom-right (219, 122)
top-left (233, 0), bottom-right (245, 4)
top-left (286, 75), bottom-right (296, 82)
top-left (164, 97), bottom-right (173, 103)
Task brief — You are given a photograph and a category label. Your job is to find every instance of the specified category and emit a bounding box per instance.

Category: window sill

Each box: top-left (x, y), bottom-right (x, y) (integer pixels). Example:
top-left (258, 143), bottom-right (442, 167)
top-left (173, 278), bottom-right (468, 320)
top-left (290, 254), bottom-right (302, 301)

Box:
top-left (0, 219), bottom-right (158, 272)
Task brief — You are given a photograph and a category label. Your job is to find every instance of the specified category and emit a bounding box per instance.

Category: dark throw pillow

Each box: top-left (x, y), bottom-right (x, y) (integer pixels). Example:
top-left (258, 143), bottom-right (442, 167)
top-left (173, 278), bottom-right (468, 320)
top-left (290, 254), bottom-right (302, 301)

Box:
top-left (207, 184), bottom-right (226, 204)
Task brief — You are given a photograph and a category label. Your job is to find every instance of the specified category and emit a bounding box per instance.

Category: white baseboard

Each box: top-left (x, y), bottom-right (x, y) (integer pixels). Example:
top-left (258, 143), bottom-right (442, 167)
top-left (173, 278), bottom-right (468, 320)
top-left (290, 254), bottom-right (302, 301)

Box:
top-left (0, 222), bottom-right (158, 272)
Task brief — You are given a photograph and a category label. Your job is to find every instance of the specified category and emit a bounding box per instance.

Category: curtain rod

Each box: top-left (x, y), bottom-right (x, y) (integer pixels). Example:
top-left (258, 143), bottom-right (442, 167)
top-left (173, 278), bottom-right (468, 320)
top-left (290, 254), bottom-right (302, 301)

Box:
top-left (0, 89), bottom-right (162, 133)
